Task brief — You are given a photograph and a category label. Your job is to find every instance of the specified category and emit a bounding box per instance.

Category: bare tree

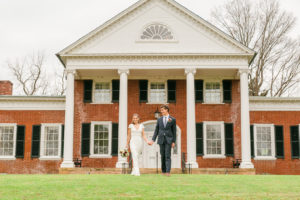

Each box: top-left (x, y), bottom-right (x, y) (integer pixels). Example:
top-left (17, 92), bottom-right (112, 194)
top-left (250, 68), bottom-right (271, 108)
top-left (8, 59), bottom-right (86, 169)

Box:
top-left (211, 0), bottom-right (300, 96)
top-left (6, 52), bottom-right (49, 96)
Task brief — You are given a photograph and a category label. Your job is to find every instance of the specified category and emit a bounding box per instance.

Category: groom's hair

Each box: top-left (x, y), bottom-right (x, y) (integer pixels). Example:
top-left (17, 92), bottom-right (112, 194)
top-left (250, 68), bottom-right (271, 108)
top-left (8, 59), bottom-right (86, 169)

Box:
top-left (160, 105), bottom-right (169, 112)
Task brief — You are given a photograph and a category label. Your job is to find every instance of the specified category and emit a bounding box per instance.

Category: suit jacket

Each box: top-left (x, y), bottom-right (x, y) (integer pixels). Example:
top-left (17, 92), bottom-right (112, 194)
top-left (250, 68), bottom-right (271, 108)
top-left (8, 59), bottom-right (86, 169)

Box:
top-left (152, 116), bottom-right (176, 145)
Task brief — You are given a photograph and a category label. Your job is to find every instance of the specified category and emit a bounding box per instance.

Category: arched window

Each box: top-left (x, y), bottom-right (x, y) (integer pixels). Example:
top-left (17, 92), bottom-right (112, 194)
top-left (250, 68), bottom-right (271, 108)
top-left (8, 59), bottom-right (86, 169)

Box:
top-left (140, 23), bottom-right (174, 40)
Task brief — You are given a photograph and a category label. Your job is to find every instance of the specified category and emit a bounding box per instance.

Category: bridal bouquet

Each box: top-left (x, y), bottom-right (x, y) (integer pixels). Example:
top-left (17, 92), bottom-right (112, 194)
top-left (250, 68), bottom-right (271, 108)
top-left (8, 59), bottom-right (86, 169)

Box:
top-left (120, 148), bottom-right (129, 158)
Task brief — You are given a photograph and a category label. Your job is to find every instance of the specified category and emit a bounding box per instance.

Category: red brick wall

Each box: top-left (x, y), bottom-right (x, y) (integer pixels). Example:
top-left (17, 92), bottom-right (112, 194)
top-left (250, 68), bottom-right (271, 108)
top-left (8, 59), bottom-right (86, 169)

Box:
top-left (0, 81), bottom-right (13, 95)
top-left (250, 111), bottom-right (300, 175)
top-left (195, 80), bottom-right (241, 168)
top-left (0, 110), bottom-right (65, 174)
top-left (74, 80), bottom-right (241, 169)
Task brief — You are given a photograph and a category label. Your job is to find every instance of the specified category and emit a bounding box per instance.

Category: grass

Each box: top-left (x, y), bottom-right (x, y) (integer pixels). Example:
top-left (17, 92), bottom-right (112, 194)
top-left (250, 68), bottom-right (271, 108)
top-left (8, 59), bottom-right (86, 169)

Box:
top-left (0, 174), bottom-right (300, 200)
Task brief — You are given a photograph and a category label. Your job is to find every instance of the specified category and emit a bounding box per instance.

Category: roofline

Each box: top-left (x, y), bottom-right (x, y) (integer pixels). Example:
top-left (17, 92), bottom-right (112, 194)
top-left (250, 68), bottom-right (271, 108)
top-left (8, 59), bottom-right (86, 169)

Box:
top-left (0, 95), bottom-right (65, 101)
top-left (249, 96), bottom-right (300, 102)
top-left (56, 53), bottom-right (66, 68)
top-left (59, 52), bottom-right (254, 57)
top-left (56, 0), bottom-right (255, 61)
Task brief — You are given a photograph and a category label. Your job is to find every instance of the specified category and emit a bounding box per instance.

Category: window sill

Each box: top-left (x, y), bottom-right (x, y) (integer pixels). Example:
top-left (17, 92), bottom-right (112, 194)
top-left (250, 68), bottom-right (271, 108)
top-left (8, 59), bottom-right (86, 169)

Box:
top-left (89, 155), bottom-right (112, 159)
top-left (90, 102), bottom-right (114, 105)
top-left (0, 157), bottom-right (16, 160)
top-left (203, 155), bottom-right (226, 159)
top-left (39, 157), bottom-right (62, 160)
top-left (146, 102), bottom-right (168, 105)
top-left (202, 103), bottom-right (225, 105)
top-left (254, 157), bottom-right (277, 161)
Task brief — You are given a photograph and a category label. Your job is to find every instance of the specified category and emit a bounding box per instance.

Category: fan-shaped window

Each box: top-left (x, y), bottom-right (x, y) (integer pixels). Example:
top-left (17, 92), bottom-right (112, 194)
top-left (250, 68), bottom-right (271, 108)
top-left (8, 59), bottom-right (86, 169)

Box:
top-left (140, 24), bottom-right (174, 40)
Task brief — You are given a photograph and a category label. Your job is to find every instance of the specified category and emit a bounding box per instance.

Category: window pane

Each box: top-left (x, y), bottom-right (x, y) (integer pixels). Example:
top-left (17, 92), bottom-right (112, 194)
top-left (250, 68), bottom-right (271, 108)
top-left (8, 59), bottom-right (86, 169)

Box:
top-left (94, 124), bottom-right (110, 155)
top-left (256, 126), bottom-right (272, 157)
top-left (95, 82), bottom-right (111, 102)
top-left (206, 124), bottom-right (222, 155)
top-left (205, 82), bottom-right (221, 103)
top-left (43, 126), bottom-right (60, 157)
top-left (150, 83), bottom-right (166, 103)
top-left (0, 126), bottom-right (15, 156)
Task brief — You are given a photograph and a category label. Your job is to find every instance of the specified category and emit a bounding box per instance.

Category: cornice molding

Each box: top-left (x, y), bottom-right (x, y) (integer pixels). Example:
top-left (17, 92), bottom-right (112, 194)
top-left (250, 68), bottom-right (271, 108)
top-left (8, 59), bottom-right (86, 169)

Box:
top-left (0, 96), bottom-right (65, 111)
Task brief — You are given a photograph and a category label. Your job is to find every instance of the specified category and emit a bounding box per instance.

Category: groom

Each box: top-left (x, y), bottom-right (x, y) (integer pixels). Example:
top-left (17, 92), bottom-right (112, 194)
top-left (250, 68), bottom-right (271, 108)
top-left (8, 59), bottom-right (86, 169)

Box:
top-left (149, 105), bottom-right (176, 176)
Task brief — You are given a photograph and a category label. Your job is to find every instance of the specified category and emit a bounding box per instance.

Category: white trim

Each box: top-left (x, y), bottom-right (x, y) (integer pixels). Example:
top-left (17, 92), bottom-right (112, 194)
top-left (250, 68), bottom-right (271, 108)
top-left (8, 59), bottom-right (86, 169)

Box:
top-left (90, 121), bottom-right (112, 158)
top-left (0, 123), bottom-right (17, 159)
top-left (39, 123), bottom-right (62, 160)
top-left (148, 80), bottom-right (168, 104)
top-left (203, 121), bottom-right (225, 158)
top-left (93, 81), bottom-right (112, 104)
top-left (0, 96), bottom-right (65, 111)
top-left (253, 124), bottom-right (276, 160)
top-left (250, 97), bottom-right (300, 111)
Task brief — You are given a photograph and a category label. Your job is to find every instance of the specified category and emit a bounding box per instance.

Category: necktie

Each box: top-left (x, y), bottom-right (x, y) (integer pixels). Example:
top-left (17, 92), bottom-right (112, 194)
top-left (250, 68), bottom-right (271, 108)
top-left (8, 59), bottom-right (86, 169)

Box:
top-left (164, 116), bottom-right (167, 127)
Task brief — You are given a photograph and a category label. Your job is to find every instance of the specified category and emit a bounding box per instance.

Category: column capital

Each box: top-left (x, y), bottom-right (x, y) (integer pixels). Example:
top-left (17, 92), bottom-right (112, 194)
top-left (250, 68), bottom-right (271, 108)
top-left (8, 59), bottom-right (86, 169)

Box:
top-left (238, 69), bottom-right (250, 75)
top-left (185, 68), bottom-right (196, 75)
top-left (118, 69), bottom-right (130, 75)
top-left (64, 69), bottom-right (76, 75)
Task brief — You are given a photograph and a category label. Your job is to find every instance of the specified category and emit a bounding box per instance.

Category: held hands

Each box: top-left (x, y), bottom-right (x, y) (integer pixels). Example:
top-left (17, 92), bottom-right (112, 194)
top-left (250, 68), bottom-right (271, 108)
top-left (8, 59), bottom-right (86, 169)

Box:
top-left (148, 141), bottom-right (154, 146)
top-left (172, 143), bottom-right (175, 148)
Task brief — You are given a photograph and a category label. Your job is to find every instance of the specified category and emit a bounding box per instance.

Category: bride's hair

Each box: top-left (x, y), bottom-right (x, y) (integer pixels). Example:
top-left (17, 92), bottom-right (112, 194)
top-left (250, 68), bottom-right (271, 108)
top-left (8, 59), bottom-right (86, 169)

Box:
top-left (131, 113), bottom-right (140, 124)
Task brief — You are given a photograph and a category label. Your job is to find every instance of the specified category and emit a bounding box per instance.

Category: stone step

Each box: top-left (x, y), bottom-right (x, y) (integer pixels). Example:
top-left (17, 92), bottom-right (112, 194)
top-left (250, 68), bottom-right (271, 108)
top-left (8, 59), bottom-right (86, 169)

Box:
top-left (59, 168), bottom-right (256, 175)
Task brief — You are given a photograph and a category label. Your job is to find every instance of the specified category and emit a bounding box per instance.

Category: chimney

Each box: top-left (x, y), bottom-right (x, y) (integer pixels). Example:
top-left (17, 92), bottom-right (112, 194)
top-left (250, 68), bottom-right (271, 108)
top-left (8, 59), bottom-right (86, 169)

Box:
top-left (0, 81), bottom-right (13, 95)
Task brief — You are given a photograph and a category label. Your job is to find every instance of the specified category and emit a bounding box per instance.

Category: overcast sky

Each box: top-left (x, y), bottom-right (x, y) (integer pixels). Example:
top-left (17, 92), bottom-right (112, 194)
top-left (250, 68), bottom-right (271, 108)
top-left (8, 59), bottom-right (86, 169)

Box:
top-left (1, 0), bottom-right (300, 93)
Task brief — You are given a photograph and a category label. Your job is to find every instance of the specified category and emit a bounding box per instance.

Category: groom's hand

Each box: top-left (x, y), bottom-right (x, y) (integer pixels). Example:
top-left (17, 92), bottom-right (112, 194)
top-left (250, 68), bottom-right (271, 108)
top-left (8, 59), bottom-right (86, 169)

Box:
top-left (172, 143), bottom-right (175, 148)
top-left (148, 141), bottom-right (154, 145)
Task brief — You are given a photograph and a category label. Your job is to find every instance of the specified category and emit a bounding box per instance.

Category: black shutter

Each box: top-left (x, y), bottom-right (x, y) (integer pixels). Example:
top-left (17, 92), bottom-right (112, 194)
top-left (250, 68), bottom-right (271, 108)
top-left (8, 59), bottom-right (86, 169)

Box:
top-left (196, 123), bottom-right (203, 156)
top-left (81, 123), bottom-right (91, 157)
top-left (290, 126), bottom-right (299, 159)
top-left (139, 80), bottom-right (148, 103)
top-left (61, 125), bottom-right (64, 158)
top-left (112, 80), bottom-right (120, 102)
top-left (16, 125), bottom-right (25, 158)
top-left (223, 80), bottom-right (232, 103)
top-left (250, 125), bottom-right (254, 158)
top-left (83, 80), bottom-right (93, 103)
top-left (111, 123), bottom-right (119, 156)
top-left (31, 125), bottom-right (41, 158)
top-left (225, 123), bottom-right (234, 157)
top-left (167, 80), bottom-right (176, 103)
top-left (275, 125), bottom-right (284, 158)
top-left (195, 80), bottom-right (203, 103)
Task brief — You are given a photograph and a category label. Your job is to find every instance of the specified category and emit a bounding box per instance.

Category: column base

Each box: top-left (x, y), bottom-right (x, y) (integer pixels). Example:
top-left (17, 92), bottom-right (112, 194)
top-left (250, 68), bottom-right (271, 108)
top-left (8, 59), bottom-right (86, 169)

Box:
top-left (185, 161), bottom-right (199, 168)
top-left (239, 161), bottom-right (254, 169)
top-left (60, 161), bottom-right (75, 168)
top-left (116, 161), bottom-right (128, 168)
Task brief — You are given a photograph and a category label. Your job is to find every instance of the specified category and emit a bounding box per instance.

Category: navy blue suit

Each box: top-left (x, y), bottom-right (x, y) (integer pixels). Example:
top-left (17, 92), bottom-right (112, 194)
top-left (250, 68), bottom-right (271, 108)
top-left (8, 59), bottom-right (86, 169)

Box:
top-left (152, 116), bottom-right (176, 173)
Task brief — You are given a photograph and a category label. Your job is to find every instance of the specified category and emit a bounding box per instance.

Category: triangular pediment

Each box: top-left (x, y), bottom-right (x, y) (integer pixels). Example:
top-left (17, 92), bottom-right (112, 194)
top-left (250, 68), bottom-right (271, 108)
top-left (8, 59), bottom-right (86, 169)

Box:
top-left (58, 0), bottom-right (254, 62)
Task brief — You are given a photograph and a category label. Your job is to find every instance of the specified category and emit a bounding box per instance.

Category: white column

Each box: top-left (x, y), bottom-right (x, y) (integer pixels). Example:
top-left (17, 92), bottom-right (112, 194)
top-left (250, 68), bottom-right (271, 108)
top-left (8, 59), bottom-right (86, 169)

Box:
top-left (116, 69), bottom-right (129, 168)
top-left (185, 68), bottom-right (199, 168)
top-left (239, 69), bottom-right (254, 168)
top-left (60, 69), bottom-right (75, 168)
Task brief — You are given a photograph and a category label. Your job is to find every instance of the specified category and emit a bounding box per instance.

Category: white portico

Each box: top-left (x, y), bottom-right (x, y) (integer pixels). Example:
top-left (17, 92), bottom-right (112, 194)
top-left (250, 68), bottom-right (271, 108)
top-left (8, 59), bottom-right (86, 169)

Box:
top-left (57, 0), bottom-right (256, 169)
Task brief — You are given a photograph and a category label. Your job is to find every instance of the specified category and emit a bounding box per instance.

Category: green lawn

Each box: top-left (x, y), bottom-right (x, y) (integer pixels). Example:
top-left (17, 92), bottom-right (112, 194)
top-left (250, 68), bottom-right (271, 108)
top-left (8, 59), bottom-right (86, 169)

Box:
top-left (0, 174), bottom-right (300, 200)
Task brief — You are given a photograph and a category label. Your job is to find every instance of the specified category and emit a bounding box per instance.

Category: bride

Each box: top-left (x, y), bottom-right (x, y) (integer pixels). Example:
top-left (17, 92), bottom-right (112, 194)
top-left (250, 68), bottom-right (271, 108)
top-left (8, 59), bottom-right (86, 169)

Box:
top-left (125, 113), bottom-right (149, 176)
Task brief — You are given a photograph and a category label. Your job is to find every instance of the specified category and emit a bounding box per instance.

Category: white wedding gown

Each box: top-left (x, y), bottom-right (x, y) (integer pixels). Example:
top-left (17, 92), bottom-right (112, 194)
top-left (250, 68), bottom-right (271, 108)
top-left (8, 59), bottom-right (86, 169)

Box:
top-left (129, 123), bottom-right (144, 176)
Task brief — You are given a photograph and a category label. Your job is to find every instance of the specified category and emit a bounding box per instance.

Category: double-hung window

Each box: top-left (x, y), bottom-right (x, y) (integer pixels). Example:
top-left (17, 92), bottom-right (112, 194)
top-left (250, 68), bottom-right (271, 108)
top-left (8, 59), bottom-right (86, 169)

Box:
top-left (205, 82), bottom-right (221, 103)
top-left (94, 82), bottom-right (111, 103)
top-left (0, 124), bottom-right (16, 159)
top-left (149, 82), bottom-right (166, 103)
top-left (90, 122), bottom-right (112, 157)
top-left (40, 124), bottom-right (62, 159)
top-left (203, 122), bottom-right (225, 158)
top-left (254, 124), bottom-right (275, 159)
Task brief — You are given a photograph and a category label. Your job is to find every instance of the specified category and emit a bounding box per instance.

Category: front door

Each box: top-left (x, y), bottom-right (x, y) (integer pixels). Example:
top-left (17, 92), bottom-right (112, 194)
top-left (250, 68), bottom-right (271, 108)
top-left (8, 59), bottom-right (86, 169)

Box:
top-left (142, 121), bottom-right (181, 168)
